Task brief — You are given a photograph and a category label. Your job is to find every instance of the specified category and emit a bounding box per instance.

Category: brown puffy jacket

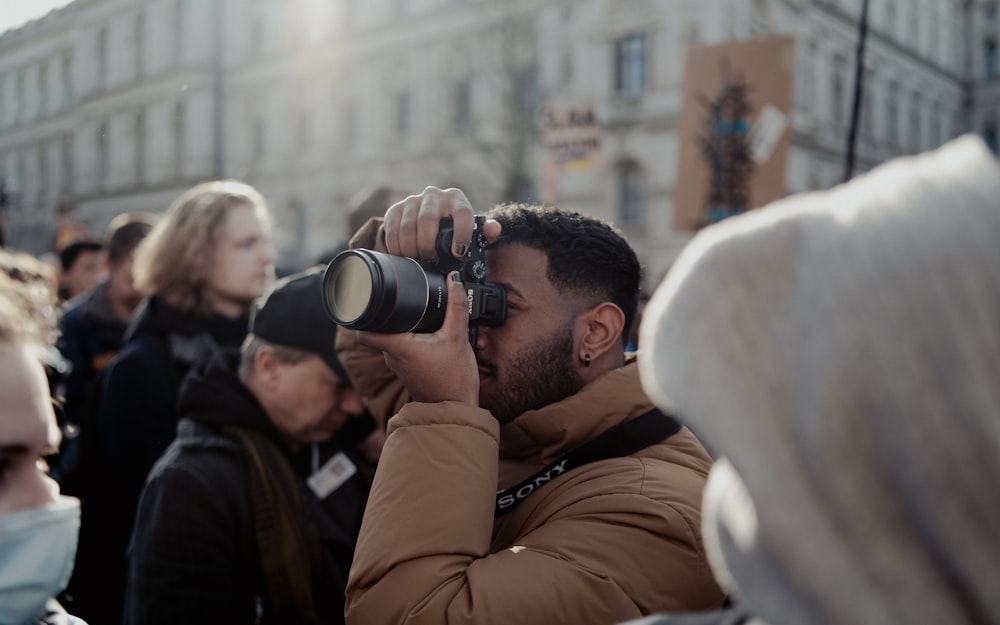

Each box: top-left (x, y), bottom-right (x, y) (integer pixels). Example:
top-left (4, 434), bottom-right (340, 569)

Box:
top-left (338, 325), bottom-right (724, 625)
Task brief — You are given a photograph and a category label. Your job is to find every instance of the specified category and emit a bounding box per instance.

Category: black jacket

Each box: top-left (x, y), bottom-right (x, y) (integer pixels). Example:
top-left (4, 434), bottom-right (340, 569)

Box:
top-left (125, 350), bottom-right (371, 625)
top-left (57, 281), bottom-right (129, 428)
top-left (67, 296), bottom-right (250, 625)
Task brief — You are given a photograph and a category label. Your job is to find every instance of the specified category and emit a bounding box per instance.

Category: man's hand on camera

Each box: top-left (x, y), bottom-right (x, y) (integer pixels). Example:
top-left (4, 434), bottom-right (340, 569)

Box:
top-left (383, 186), bottom-right (501, 265)
top-left (356, 272), bottom-right (479, 406)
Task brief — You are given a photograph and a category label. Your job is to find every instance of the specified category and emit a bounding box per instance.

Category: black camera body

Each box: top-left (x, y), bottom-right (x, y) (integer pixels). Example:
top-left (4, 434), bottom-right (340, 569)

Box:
top-left (322, 215), bottom-right (506, 335)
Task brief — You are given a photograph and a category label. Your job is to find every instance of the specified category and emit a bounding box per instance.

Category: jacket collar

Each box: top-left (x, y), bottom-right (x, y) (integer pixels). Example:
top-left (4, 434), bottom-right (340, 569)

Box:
top-left (178, 349), bottom-right (287, 446)
top-left (498, 357), bottom-right (653, 464)
top-left (125, 295), bottom-right (250, 348)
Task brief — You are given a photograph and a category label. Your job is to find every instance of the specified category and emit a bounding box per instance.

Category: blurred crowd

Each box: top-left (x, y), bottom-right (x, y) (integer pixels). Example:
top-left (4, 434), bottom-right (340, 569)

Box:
top-left (1, 135), bottom-right (997, 625)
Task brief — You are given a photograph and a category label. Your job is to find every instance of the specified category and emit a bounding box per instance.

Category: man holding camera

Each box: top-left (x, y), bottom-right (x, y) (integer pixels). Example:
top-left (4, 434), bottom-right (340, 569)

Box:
top-left (335, 187), bottom-right (724, 624)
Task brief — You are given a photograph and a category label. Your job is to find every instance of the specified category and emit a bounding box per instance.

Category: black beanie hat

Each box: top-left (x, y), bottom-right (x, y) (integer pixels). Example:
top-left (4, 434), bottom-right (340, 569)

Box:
top-left (249, 267), bottom-right (348, 381)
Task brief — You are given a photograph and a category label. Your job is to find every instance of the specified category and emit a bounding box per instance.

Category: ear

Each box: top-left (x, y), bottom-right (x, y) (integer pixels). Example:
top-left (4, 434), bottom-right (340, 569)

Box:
top-left (253, 345), bottom-right (283, 390)
top-left (576, 302), bottom-right (626, 364)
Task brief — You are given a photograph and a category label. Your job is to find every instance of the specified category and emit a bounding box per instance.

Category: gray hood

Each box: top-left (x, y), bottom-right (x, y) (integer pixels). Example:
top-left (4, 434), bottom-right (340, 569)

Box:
top-left (638, 135), bottom-right (1000, 625)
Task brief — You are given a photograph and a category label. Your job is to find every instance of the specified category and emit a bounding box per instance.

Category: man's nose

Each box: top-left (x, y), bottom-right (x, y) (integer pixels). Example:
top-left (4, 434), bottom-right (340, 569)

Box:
top-left (474, 324), bottom-right (491, 353)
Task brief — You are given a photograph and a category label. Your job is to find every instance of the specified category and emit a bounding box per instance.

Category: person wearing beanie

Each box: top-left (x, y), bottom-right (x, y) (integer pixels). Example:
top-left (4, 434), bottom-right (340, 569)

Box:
top-left (125, 268), bottom-right (368, 625)
top-left (629, 135), bottom-right (1000, 625)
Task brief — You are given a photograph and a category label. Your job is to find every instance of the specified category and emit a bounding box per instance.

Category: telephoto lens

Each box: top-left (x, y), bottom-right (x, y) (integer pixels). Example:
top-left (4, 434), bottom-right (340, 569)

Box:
top-left (322, 216), bottom-right (506, 335)
top-left (322, 248), bottom-right (449, 333)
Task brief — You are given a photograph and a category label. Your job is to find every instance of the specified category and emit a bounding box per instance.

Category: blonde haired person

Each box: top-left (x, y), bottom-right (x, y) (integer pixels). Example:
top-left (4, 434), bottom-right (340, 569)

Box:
top-left (74, 181), bottom-right (275, 625)
top-left (0, 250), bottom-right (87, 624)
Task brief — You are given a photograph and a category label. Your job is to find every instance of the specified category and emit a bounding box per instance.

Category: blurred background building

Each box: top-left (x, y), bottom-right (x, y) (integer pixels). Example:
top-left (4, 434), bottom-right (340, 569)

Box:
top-left (0, 0), bottom-right (996, 279)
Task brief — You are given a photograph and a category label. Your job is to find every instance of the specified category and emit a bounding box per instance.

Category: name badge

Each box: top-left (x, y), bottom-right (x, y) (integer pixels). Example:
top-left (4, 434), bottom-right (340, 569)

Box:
top-left (307, 452), bottom-right (357, 499)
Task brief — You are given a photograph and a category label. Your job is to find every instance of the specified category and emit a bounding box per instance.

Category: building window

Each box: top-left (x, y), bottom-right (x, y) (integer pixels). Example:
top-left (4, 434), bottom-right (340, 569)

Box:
top-left (909, 11), bottom-right (920, 51)
top-left (986, 38), bottom-right (998, 79)
top-left (61, 51), bottom-right (72, 109)
top-left (930, 101), bottom-right (942, 147)
top-left (928, 14), bottom-right (939, 62)
top-left (861, 69), bottom-right (873, 138)
top-left (453, 78), bottom-right (472, 130)
top-left (37, 143), bottom-right (48, 198)
top-left (16, 69), bottom-right (25, 122)
top-left (173, 0), bottom-right (184, 64)
top-left (97, 120), bottom-right (109, 186)
top-left (173, 100), bottom-right (185, 177)
top-left (135, 110), bottom-right (146, 185)
top-left (884, 0), bottom-right (896, 35)
top-left (60, 133), bottom-right (73, 193)
top-left (38, 61), bottom-right (49, 114)
top-left (615, 33), bottom-right (647, 96)
top-left (832, 53), bottom-right (846, 127)
top-left (396, 91), bottom-right (411, 136)
top-left (135, 11), bottom-right (145, 78)
top-left (886, 80), bottom-right (899, 145)
top-left (96, 25), bottom-right (108, 85)
top-left (909, 92), bottom-right (922, 152)
top-left (985, 113), bottom-right (999, 153)
top-left (515, 64), bottom-right (541, 115)
top-left (618, 162), bottom-right (644, 225)
top-left (986, 2), bottom-right (998, 22)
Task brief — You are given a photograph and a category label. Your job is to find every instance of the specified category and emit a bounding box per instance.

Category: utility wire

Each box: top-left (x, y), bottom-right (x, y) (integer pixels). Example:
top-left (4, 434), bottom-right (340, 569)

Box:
top-left (844, 0), bottom-right (870, 182)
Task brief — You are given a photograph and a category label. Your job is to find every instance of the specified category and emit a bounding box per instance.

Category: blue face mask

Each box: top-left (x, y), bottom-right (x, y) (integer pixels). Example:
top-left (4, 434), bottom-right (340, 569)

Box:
top-left (0, 496), bottom-right (80, 625)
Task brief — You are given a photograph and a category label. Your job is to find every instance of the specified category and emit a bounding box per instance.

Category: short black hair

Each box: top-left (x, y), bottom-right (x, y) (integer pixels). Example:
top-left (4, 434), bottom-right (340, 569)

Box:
top-left (106, 213), bottom-right (157, 265)
top-left (487, 203), bottom-right (641, 345)
top-left (58, 239), bottom-right (104, 271)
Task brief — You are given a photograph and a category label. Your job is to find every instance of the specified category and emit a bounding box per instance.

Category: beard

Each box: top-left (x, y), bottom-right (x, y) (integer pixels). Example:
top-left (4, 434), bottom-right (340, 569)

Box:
top-left (479, 325), bottom-right (584, 424)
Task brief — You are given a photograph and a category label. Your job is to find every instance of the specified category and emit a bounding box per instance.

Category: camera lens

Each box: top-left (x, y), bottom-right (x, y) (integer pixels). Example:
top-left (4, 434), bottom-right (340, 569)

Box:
top-left (322, 249), bottom-right (448, 333)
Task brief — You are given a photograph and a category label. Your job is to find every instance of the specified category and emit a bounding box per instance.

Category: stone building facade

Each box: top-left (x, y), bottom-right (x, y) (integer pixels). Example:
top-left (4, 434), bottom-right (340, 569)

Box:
top-left (0, 0), bottom-right (995, 278)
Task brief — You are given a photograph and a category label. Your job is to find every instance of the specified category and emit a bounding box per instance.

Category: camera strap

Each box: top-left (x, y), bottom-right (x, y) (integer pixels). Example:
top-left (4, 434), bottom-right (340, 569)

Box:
top-left (495, 408), bottom-right (682, 517)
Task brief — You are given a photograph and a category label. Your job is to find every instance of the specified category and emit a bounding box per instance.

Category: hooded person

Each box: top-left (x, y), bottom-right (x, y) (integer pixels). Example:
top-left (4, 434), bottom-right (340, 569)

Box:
top-left (125, 267), bottom-right (370, 625)
top-left (630, 135), bottom-right (1000, 625)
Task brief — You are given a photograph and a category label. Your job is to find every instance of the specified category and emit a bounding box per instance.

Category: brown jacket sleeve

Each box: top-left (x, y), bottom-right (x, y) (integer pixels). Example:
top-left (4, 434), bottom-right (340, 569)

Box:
top-left (345, 401), bottom-right (723, 625)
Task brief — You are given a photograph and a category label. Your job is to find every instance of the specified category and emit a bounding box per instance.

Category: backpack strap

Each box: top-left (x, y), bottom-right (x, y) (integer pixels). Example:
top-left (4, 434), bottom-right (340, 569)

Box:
top-left (226, 427), bottom-right (322, 625)
top-left (495, 408), bottom-right (682, 517)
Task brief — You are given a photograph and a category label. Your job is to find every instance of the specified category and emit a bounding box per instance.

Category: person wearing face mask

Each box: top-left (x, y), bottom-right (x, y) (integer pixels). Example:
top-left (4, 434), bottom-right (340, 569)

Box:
top-left (0, 249), bottom-right (86, 625)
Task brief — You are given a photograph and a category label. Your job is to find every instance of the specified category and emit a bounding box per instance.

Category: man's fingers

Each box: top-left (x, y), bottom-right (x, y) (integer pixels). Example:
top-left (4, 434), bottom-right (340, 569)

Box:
top-left (444, 189), bottom-right (475, 259)
top-left (355, 329), bottom-right (397, 354)
top-left (380, 186), bottom-right (483, 263)
top-left (442, 271), bottom-right (471, 338)
top-left (482, 219), bottom-right (502, 246)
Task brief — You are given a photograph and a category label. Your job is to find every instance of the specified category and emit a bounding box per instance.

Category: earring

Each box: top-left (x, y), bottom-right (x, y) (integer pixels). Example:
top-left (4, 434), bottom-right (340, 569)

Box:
top-left (583, 353), bottom-right (591, 367)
